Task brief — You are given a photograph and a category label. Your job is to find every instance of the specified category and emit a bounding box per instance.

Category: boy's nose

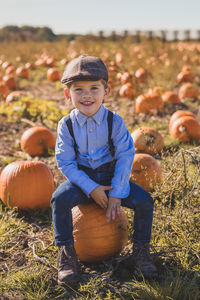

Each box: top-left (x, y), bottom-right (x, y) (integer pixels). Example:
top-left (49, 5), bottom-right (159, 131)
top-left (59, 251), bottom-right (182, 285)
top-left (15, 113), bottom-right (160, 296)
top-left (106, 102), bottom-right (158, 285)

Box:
top-left (82, 90), bottom-right (91, 98)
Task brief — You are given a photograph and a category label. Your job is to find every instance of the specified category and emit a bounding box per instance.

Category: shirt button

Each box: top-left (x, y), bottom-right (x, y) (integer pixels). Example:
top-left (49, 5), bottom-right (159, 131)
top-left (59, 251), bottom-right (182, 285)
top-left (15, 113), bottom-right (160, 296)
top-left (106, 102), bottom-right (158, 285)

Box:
top-left (89, 128), bottom-right (93, 132)
top-left (88, 117), bottom-right (92, 121)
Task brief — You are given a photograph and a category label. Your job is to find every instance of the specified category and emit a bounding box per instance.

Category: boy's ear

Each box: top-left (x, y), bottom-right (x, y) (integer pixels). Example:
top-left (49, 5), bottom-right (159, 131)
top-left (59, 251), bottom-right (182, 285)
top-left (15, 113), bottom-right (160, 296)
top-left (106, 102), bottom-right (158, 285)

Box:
top-left (104, 86), bottom-right (111, 99)
top-left (64, 88), bottom-right (71, 100)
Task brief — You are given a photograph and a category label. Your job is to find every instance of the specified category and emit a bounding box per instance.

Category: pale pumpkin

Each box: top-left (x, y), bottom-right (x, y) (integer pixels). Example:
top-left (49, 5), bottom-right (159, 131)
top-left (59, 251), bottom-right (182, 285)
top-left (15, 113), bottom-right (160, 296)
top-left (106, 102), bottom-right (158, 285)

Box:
top-left (131, 127), bottom-right (164, 155)
top-left (131, 153), bottom-right (162, 191)
top-left (0, 161), bottom-right (55, 209)
top-left (72, 203), bottom-right (128, 264)
top-left (20, 126), bottom-right (56, 157)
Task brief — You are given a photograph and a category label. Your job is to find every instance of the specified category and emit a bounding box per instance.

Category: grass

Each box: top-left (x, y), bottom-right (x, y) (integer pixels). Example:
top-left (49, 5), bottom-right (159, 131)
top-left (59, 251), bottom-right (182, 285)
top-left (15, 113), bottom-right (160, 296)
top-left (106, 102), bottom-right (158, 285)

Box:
top-left (0, 38), bottom-right (200, 299)
top-left (0, 147), bottom-right (199, 299)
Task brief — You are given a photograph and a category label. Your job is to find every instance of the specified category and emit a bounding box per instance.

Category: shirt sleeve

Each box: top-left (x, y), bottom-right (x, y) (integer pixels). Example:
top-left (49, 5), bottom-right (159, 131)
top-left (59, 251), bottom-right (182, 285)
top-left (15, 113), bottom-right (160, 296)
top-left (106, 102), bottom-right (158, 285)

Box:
top-left (108, 114), bottom-right (135, 198)
top-left (55, 117), bottom-right (99, 197)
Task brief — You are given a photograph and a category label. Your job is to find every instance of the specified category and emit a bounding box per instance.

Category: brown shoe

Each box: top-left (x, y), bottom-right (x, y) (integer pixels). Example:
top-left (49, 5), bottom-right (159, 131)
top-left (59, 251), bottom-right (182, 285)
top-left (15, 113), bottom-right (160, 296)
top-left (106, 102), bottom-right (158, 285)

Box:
top-left (132, 244), bottom-right (158, 278)
top-left (57, 245), bottom-right (81, 285)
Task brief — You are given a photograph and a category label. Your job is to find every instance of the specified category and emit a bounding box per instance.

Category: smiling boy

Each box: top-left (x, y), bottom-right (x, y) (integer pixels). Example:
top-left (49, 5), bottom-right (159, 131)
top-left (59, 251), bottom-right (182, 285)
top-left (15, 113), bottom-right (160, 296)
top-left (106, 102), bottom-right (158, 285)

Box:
top-left (51, 55), bottom-right (157, 285)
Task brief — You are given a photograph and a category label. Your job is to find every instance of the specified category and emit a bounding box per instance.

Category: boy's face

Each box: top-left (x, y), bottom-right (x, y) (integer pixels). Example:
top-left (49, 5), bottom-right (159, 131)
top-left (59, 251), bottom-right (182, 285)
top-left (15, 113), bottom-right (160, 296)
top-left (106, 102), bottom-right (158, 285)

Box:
top-left (67, 80), bottom-right (110, 116)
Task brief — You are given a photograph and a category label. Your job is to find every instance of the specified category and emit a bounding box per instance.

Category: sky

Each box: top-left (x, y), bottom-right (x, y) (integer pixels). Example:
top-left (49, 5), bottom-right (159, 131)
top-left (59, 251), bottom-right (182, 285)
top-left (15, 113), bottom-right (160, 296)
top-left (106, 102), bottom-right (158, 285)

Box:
top-left (0, 0), bottom-right (200, 36)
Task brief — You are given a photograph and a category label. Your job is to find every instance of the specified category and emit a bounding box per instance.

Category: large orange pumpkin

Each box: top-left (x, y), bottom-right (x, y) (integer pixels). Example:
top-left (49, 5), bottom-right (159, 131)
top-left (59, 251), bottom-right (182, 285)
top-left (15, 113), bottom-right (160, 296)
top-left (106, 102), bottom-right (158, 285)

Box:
top-left (131, 153), bottom-right (162, 191)
top-left (170, 116), bottom-right (200, 142)
top-left (178, 83), bottom-right (199, 99)
top-left (20, 126), bottom-right (56, 157)
top-left (72, 203), bottom-right (128, 264)
top-left (169, 110), bottom-right (197, 135)
top-left (0, 161), bottom-right (55, 209)
top-left (135, 93), bottom-right (163, 114)
top-left (131, 127), bottom-right (164, 155)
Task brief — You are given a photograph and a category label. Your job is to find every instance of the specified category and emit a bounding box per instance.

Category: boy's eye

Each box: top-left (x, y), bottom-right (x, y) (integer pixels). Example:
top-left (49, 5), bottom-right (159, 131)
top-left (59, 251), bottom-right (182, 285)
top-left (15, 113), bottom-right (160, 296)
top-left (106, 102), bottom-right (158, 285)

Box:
top-left (75, 88), bottom-right (82, 91)
top-left (91, 87), bottom-right (98, 90)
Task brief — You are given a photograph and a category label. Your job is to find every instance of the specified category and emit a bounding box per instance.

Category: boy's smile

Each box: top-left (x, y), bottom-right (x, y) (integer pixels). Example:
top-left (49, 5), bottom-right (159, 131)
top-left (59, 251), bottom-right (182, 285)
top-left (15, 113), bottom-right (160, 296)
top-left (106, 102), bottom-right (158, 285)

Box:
top-left (68, 80), bottom-right (109, 116)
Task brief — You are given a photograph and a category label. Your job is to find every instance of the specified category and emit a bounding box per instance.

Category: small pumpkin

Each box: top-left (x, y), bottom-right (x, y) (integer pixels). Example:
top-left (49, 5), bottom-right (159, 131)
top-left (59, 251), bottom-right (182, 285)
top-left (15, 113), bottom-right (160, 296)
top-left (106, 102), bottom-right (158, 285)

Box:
top-left (135, 93), bottom-right (163, 114)
top-left (20, 126), bottom-right (56, 157)
top-left (120, 72), bottom-right (132, 84)
top-left (0, 82), bottom-right (9, 99)
top-left (72, 203), bottom-right (128, 263)
top-left (5, 65), bottom-right (16, 75)
top-left (1, 61), bottom-right (12, 70)
top-left (148, 86), bottom-right (164, 96)
top-left (0, 161), bottom-right (55, 210)
top-left (119, 82), bottom-right (135, 98)
top-left (162, 91), bottom-right (181, 103)
top-left (46, 56), bottom-right (55, 67)
top-left (16, 66), bottom-right (30, 79)
top-left (131, 153), bottom-right (162, 191)
top-left (6, 90), bottom-right (27, 105)
top-left (170, 116), bottom-right (200, 142)
top-left (25, 62), bottom-right (35, 70)
top-left (176, 71), bottom-right (194, 83)
top-left (178, 83), bottom-right (199, 99)
top-left (181, 65), bottom-right (192, 72)
top-left (47, 68), bottom-right (60, 81)
top-left (135, 68), bottom-right (147, 83)
top-left (131, 127), bottom-right (164, 155)
top-left (3, 75), bottom-right (17, 90)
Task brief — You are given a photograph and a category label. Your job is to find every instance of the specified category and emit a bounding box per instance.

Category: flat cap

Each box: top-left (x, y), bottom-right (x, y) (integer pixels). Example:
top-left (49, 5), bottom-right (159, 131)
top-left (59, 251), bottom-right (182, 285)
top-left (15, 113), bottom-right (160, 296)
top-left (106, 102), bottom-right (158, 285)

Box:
top-left (61, 55), bottom-right (108, 85)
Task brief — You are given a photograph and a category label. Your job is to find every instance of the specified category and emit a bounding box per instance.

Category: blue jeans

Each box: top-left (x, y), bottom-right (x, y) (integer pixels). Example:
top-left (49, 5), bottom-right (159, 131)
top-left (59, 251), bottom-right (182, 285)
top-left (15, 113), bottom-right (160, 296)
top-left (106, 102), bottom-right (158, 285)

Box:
top-left (51, 161), bottom-right (154, 246)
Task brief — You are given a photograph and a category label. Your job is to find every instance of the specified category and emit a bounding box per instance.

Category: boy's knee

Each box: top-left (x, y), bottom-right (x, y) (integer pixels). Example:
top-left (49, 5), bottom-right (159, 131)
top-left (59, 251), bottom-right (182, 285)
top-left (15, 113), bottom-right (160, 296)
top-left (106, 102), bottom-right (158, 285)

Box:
top-left (135, 191), bottom-right (154, 211)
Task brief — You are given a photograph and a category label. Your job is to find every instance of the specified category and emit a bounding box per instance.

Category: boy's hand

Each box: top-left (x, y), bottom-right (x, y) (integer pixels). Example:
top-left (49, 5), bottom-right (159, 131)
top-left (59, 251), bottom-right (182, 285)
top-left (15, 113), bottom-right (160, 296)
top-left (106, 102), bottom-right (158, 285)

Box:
top-left (106, 196), bottom-right (121, 222)
top-left (90, 185), bottom-right (113, 209)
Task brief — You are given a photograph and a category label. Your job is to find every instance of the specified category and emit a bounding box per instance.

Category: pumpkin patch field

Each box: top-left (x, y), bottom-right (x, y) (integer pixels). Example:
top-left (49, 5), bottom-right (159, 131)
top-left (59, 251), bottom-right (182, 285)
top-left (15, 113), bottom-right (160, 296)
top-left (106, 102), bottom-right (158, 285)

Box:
top-left (0, 39), bottom-right (200, 299)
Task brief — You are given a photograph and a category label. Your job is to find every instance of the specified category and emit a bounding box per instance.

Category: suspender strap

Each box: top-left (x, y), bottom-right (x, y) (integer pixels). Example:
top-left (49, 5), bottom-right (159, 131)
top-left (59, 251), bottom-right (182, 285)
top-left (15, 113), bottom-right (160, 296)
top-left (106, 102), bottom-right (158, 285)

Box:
top-left (107, 110), bottom-right (115, 159)
top-left (65, 110), bottom-right (115, 159)
top-left (65, 115), bottom-right (78, 157)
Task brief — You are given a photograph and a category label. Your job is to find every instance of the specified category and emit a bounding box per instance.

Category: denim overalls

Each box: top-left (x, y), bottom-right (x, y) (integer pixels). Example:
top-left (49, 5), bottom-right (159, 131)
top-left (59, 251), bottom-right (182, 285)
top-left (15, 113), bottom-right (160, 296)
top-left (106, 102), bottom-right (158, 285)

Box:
top-left (51, 111), bottom-right (154, 247)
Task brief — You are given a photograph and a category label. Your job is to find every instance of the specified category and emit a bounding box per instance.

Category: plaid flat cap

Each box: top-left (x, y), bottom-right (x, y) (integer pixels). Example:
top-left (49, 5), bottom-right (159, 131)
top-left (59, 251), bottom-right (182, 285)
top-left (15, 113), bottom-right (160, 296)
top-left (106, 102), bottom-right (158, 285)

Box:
top-left (61, 55), bottom-right (108, 85)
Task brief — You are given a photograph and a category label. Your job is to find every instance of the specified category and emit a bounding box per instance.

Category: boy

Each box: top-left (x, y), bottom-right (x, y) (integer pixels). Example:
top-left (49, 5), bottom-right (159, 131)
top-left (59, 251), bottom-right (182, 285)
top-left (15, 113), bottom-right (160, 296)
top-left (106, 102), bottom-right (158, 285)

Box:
top-left (51, 55), bottom-right (157, 285)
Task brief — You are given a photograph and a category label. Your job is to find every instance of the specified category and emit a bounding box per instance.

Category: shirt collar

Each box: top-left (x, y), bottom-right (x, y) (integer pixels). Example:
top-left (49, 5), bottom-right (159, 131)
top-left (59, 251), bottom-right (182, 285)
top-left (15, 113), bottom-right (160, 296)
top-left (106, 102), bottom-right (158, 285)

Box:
top-left (75, 104), bottom-right (105, 127)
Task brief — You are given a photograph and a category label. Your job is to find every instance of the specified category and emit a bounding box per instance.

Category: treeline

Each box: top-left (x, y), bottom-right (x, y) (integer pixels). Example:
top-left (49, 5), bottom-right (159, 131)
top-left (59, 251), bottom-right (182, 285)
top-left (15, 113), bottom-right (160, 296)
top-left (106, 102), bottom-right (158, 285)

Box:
top-left (0, 26), bottom-right (79, 42)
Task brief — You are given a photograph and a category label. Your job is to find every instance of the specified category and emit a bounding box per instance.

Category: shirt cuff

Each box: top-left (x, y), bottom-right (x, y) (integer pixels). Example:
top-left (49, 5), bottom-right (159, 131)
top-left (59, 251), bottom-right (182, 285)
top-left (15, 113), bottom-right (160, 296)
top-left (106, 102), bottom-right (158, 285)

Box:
top-left (108, 183), bottom-right (130, 199)
top-left (82, 181), bottom-right (100, 198)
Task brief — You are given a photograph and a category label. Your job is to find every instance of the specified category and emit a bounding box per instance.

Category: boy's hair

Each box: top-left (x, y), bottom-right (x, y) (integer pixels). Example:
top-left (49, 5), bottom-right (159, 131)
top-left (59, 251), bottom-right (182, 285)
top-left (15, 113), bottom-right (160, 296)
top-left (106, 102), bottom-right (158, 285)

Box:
top-left (61, 55), bottom-right (109, 86)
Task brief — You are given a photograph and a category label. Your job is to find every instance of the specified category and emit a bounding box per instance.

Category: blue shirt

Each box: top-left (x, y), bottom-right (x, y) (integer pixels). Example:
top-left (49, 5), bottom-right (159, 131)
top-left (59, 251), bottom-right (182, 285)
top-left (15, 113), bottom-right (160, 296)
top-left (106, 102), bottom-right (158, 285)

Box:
top-left (55, 104), bottom-right (135, 198)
